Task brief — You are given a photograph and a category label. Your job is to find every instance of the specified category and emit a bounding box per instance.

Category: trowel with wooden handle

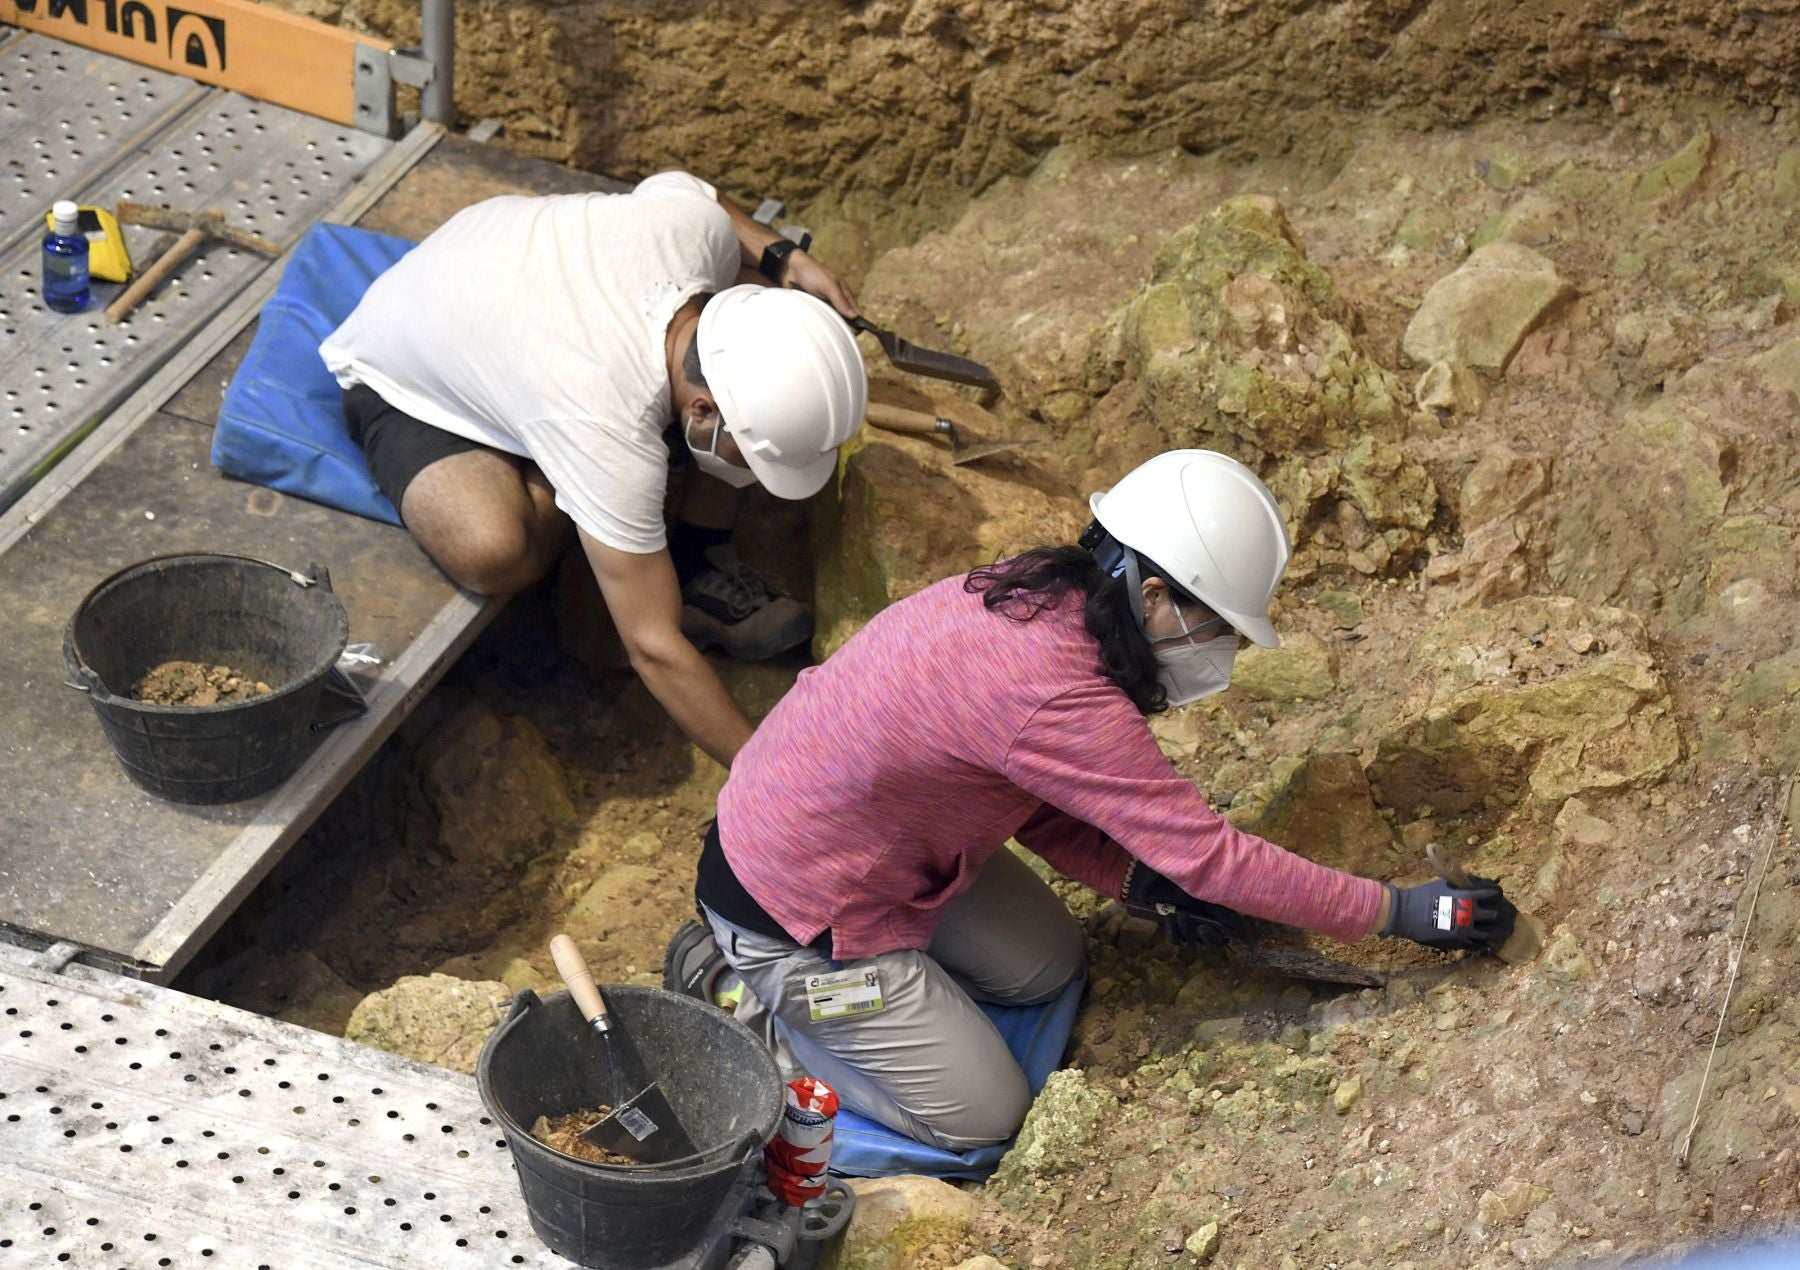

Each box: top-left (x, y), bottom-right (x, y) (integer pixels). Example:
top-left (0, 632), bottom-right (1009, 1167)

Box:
top-left (1425, 844), bottom-right (1548, 965)
top-left (865, 401), bottom-right (1037, 466)
top-left (549, 934), bottom-right (699, 1165)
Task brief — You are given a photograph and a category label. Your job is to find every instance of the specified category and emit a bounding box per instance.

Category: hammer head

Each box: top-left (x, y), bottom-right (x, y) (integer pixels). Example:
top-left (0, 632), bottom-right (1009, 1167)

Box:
top-left (115, 201), bottom-right (280, 255)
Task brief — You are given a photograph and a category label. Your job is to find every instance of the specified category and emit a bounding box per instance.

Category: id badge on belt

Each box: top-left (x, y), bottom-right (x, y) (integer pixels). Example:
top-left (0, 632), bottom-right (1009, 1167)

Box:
top-left (805, 966), bottom-right (885, 1022)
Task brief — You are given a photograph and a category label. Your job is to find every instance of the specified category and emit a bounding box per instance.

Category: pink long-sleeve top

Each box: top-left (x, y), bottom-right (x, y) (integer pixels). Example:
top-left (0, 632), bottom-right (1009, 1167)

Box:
top-left (715, 573), bottom-right (1384, 960)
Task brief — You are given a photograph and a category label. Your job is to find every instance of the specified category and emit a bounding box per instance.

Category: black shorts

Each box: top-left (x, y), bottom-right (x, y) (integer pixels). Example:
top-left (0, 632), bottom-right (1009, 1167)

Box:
top-left (342, 383), bottom-right (500, 517)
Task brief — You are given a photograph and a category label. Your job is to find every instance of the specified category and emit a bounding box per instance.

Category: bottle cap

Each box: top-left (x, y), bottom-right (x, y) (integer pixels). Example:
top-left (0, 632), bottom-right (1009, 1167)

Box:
top-left (52, 200), bottom-right (80, 235)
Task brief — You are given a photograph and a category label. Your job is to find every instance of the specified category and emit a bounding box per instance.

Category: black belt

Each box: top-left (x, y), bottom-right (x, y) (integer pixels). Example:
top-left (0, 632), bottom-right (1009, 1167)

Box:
top-left (694, 820), bottom-right (833, 958)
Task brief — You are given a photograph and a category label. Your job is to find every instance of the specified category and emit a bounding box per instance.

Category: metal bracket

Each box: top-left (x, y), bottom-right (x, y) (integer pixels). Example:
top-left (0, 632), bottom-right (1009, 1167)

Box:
top-left (353, 45), bottom-right (438, 138)
top-left (751, 196), bottom-right (813, 252)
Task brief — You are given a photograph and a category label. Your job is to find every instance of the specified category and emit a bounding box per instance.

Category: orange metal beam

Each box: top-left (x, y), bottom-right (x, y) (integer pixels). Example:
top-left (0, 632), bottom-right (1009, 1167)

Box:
top-left (0, 0), bottom-right (391, 126)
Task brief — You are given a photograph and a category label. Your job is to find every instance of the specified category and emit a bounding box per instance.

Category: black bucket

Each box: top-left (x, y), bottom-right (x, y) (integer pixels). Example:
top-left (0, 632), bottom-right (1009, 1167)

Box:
top-left (62, 554), bottom-right (352, 805)
top-left (477, 986), bottom-right (784, 1270)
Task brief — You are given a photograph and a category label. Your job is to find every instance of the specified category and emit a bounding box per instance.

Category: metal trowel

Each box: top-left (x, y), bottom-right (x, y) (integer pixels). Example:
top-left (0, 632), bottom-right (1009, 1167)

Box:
top-left (850, 316), bottom-right (1002, 393)
top-left (1425, 844), bottom-right (1548, 965)
top-left (549, 934), bottom-right (699, 1165)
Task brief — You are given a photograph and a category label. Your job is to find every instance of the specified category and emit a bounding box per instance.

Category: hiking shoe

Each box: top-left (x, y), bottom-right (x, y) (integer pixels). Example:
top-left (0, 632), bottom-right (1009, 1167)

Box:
top-left (680, 544), bottom-right (813, 661)
top-left (664, 920), bottom-right (742, 1011)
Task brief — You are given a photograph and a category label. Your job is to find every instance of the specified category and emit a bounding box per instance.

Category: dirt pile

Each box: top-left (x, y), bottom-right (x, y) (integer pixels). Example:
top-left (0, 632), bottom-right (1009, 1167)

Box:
top-left (132, 660), bottom-right (272, 705)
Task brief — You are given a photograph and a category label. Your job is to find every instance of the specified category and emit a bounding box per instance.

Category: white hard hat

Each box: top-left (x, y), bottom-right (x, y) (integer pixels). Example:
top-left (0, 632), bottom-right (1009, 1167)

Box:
top-left (695, 286), bottom-right (868, 500)
top-left (1088, 450), bottom-right (1292, 648)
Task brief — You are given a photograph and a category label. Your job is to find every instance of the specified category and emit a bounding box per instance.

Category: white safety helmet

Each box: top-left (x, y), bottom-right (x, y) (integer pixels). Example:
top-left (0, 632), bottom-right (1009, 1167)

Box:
top-left (695, 286), bottom-right (868, 500)
top-left (1088, 450), bottom-right (1292, 648)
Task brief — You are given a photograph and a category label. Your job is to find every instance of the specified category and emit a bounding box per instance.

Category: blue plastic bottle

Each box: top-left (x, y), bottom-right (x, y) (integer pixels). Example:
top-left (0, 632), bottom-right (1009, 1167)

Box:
top-left (43, 200), bottom-right (91, 314)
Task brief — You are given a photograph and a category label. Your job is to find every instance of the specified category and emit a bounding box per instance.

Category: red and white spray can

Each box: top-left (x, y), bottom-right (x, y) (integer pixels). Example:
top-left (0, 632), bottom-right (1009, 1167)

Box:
top-left (764, 1076), bottom-right (838, 1206)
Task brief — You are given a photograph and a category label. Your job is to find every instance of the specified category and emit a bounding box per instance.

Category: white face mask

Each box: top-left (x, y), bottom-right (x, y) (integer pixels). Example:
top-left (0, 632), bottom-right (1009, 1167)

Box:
top-left (686, 415), bottom-right (758, 489)
top-left (1154, 631), bottom-right (1238, 706)
top-left (1147, 596), bottom-right (1236, 707)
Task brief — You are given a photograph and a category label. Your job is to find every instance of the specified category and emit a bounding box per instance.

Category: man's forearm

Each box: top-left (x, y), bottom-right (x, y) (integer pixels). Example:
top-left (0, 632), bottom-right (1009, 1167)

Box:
top-left (634, 640), bottom-right (755, 768)
top-left (717, 192), bottom-right (783, 270)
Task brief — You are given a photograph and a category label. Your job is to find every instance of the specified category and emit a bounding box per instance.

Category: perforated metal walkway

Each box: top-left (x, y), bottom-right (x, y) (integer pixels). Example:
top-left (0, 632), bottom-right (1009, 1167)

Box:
top-left (0, 940), bottom-right (560, 1267)
top-left (0, 30), bottom-right (391, 511)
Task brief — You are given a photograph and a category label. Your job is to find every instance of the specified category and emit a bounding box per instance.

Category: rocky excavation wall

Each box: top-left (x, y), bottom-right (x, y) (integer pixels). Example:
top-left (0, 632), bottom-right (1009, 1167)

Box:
top-left (299, 0), bottom-right (1798, 249)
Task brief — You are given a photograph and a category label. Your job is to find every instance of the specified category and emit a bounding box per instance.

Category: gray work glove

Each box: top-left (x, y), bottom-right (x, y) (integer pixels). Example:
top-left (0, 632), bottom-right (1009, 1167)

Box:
top-left (1124, 862), bottom-right (1243, 948)
top-left (1382, 876), bottom-right (1517, 952)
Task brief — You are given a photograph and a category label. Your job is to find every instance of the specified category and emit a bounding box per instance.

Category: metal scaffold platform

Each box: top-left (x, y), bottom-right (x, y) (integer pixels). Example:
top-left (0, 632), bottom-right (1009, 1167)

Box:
top-left (0, 940), bottom-right (559, 1267)
top-left (0, 11), bottom-right (613, 984)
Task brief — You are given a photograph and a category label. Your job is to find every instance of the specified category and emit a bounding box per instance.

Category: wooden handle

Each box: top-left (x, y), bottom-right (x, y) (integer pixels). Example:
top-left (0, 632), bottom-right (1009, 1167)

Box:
top-left (549, 934), bottom-right (610, 1028)
top-left (865, 401), bottom-right (949, 438)
top-left (104, 225), bottom-right (206, 325)
top-left (1424, 842), bottom-right (1472, 888)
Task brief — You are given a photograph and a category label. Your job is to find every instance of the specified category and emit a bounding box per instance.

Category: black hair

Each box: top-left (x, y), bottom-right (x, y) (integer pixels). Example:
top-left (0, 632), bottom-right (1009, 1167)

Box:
top-left (964, 529), bottom-right (1171, 715)
top-left (681, 333), bottom-right (709, 389)
top-left (679, 292), bottom-right (717, 389)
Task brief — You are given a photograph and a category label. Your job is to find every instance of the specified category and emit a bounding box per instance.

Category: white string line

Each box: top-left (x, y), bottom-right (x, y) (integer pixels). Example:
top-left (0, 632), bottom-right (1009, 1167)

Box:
top-left (1676, 774), bottom-right (1793, 1168)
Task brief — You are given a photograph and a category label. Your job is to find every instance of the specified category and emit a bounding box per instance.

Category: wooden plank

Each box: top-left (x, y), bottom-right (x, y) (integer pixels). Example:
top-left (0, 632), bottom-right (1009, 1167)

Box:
top-left (0, 0), bottom-right (390, 125)
top-left (133, 589), bottom-right (500, 975)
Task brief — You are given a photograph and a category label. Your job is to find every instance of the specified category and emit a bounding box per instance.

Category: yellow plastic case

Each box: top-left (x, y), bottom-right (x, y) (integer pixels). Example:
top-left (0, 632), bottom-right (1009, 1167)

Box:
top-left (44, 205), bottom-right (132, 283)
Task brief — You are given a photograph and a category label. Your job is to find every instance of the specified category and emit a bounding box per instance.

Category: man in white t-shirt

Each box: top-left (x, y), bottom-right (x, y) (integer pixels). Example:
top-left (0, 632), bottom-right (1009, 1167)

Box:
top-left (320, 171), bottom-right (867, 767)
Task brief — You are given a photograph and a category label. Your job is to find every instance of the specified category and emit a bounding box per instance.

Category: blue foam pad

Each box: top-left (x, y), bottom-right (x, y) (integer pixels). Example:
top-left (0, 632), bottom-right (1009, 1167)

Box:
top-left (829, 972), bottom-right (1085, 1182)
top-left (212, 223), bottom-right (416, 525)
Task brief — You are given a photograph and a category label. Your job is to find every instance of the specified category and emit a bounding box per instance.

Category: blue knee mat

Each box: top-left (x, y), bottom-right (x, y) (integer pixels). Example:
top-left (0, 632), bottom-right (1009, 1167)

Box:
top-left (828, 972), bottom-right (1085, 1182)
top-left (211, 223), bottom-right (416, 524)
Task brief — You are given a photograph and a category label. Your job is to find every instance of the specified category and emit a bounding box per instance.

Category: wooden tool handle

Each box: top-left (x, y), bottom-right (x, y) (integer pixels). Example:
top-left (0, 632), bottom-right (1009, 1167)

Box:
top-left (104, 225), bottom-right (205, 325)
top-left (1424, 842), bottom-right (1472, 888)
top-left (549, 934), bottom-right (611, 1029)
top-left (866, 401), bottom-right (950, 438)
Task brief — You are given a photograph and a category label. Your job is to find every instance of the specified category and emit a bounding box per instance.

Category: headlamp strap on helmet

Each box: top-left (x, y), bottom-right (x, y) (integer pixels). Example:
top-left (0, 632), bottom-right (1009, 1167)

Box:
top-left (1121, 547), bottom-right (1148, 633)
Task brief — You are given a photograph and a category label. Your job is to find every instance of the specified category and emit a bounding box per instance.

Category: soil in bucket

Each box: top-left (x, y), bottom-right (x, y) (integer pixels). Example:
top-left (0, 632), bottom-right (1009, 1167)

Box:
top-left (64, 554), bottom-right (351, 804)
top-left (477, 984), bottom-right (784, 1270)
top-left (134, 660), bottom-right (274, 705)
top-left (530, 1108), bottom-right (638, 1167)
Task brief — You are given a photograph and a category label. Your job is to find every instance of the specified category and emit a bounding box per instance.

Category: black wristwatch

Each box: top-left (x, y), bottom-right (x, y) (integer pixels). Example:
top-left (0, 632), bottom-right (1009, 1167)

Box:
top-left (758, 238), bottom-right (801, 285)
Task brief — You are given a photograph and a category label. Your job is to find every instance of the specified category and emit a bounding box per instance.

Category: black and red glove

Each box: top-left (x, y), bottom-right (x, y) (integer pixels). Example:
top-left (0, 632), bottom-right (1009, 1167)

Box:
top-left (1124, 862), bottom-right (1243, 948)
top-left (1382, 877), bottom-right (1517, 952)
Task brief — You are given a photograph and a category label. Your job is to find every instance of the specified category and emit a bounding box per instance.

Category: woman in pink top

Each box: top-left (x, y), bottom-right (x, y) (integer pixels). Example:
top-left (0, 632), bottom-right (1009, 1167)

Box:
top-left (672, 450), bottom-right (1516, 1152)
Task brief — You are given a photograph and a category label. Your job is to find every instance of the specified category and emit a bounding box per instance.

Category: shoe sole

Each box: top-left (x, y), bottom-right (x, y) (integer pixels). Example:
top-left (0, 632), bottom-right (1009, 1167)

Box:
top-left (681, 609), bottom-right (813, 662)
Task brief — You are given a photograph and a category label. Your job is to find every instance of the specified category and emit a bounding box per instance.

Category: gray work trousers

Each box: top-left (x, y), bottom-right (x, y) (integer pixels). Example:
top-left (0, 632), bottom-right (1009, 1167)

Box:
top-left (702, 847), bottom-right (1086, 1152)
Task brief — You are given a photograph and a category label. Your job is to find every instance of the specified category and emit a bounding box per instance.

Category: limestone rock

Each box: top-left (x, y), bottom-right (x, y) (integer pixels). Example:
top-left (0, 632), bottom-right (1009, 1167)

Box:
top-left (996, 1069), bottom-right (1120, 1183)
top-left (1102, 195), bottom-right (1406, 462)
top-left (811, 423), bottom-right (1085, 657)
top-left (1635, 131), bottom-right (1714, 204)
top-left (567, 864), bottom-right (662, 927)
top-left (1402, 242), bottom-right (1574, 373)
top-left (1477, 1178), bottom-right (1553, 1227)
top-left (1185, 1221), bottom-right (1222, 1261)
top-left (1470, 191), bottom-right (1579, 250)
top-left (1425, 447), bottom-right (1551, 606)
top-left (344, 974), bottom-right (513, 1075)
top-left (827, 1176), bottom-right (981, 1270)
top-left (948, 1260), bottom-right (1010, 1270)
top-left (1250, 753), bottom-right (1395, 878)
top-left (418, 700), bottom-right (577, 869)
top-left (1459, 447), bottom-right (1550, 527)
top-left (1553, 798), bottom-right (1616, 847)
top-left (1549, 403), bottom-right (1732, 612)
top-left (1332, 1073), bottom-right (1363, 1114)
top-left (1339, 437), bottom-right (1438, 533)
top-left (1368, 598), bottom-right (1681, 816)
top-left (1232, 632), bottom-right (1337, 702)
top-left (1414, 360), bottom-right (1486, 416)
top-left (1697, 646), bottom-right (1800, 774)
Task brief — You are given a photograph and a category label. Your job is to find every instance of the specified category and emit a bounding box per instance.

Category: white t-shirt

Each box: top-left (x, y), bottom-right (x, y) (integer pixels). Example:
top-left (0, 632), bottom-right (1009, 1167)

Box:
top-left (320, 171), bottom-right (740, 553)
